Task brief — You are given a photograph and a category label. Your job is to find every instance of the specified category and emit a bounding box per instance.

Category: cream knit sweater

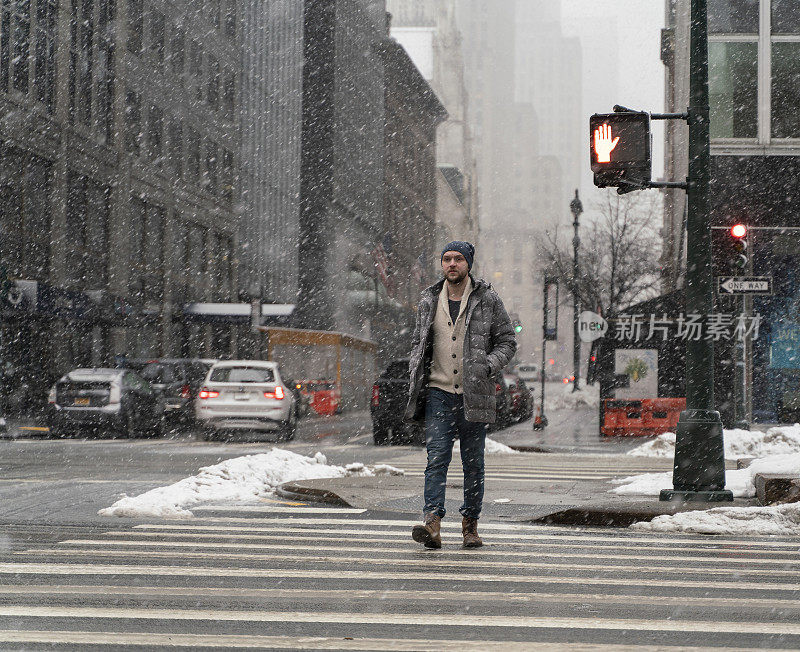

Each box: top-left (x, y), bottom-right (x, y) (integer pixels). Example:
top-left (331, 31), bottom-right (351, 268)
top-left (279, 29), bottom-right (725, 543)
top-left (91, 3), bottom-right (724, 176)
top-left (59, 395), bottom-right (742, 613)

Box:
top-left (428, 276), bottom-right (473, 394)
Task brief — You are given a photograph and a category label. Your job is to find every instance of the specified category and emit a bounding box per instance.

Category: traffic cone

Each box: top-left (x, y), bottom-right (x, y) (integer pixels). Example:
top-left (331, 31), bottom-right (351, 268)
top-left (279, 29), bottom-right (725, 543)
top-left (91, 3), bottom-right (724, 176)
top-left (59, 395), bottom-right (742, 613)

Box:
top-left (533, 404), bottom-right (543, 430)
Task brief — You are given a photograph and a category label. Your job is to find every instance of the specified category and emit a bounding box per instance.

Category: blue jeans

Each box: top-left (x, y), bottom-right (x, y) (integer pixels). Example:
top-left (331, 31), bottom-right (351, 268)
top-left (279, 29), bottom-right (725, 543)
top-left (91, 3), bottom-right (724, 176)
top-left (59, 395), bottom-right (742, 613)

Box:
top-left (423, 388), bottom-right (487, 519)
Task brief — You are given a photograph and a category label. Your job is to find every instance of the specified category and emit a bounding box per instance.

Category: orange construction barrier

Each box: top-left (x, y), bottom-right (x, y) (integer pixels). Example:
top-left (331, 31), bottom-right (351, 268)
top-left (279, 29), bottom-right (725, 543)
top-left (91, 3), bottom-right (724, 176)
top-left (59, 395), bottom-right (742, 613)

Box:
top-left (601, 397), bottom-right (685, 437)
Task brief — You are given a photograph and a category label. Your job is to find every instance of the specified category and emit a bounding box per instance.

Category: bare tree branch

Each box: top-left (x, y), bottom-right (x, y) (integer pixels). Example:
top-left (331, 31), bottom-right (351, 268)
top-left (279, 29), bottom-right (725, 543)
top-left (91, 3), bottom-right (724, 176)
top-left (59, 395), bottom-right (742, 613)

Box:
top-left (535, 190), bottom-right (662, 317)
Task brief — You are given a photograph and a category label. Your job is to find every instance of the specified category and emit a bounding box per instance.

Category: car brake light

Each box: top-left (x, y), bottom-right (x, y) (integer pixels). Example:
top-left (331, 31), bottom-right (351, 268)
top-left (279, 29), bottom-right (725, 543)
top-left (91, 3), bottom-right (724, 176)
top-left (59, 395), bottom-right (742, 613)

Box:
top-left (264, 386), bottom-right (285, 400)
top-left (495, 383), bottom-right (502, 394)
top-left (371, 384), bottom-right (379, 407)
top-left (180, 384), bottom-right (191, 399)
top-left (198, 387), bottom-right (220, 399)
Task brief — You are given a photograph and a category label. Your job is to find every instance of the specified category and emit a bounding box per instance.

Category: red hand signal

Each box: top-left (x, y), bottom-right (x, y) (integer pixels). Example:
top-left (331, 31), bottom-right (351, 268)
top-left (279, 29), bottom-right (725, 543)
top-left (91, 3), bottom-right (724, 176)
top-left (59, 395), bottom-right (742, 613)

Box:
top-left (593, 123), bottom-right (620, 163)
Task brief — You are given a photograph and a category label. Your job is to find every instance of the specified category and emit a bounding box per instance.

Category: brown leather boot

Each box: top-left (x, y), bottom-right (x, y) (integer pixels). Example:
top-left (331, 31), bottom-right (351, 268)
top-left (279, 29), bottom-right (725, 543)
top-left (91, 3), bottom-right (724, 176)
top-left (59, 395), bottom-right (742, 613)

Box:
top-left (411, 512), bottom-right (442, 549)
top-left (462, 516), bottom-right (483, 548)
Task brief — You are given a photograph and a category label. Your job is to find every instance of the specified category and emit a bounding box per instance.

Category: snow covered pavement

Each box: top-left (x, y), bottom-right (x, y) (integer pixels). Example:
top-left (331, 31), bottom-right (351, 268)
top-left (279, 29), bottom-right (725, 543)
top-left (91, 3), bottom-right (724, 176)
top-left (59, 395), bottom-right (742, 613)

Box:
top-left (99, 449), bottom-right (404, 519)
top-left (614, 425), bottom-right (800, 535)
top-left (99, 436), bottom-right (519, 519)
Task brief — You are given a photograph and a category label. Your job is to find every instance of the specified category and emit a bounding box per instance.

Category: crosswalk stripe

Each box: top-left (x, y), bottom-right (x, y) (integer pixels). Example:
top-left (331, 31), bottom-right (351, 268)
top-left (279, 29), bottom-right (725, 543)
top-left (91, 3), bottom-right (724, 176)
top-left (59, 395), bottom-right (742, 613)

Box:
top-left (54, 538), bottom-right (800, 566)
top-left (0, 605), bottom-right (798, 635)
top-left (138, 516), bottom-right (800, 546)
top-left (0, 630), bottom-right (757, 651)
top-left (404, 473), bottom-right (613, 481)
top-left (400, 470), bottom-right (650, 477)
top-left (4, 584), bottom-right (799, 609)
top-left (192, 506), bottom-right (367, 514)
top-left (1, 562), bottom-right (796, 591)
top-left (161, 517), bottom-right (543, 531)
top-left (18, 548), bottom-right (800, 576)
top-left (108, 529), bottom-right (800, 556)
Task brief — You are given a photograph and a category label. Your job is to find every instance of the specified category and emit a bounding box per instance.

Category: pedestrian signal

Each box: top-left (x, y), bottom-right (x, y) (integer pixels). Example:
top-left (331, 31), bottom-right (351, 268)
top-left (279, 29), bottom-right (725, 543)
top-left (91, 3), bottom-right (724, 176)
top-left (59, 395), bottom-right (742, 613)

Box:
top-left (590, 111), bottom-right (652, 191)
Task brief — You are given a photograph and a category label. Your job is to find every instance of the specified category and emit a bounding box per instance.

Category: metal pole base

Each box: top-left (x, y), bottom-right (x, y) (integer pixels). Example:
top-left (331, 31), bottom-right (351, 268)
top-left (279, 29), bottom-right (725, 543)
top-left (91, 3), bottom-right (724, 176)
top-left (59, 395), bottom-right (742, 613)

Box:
top-left (660, 408), bottom-right (734, 502)
top-left (533, 415), bottom-right (547, 431)
top-left (659, 489), bottom-right (734, 502)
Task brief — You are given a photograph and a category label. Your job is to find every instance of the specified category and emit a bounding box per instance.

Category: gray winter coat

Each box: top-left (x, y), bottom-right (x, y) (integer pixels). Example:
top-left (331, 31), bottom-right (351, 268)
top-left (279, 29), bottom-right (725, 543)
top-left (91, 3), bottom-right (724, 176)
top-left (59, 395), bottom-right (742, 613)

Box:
top-left (404, 275), bottom-right (517, 424)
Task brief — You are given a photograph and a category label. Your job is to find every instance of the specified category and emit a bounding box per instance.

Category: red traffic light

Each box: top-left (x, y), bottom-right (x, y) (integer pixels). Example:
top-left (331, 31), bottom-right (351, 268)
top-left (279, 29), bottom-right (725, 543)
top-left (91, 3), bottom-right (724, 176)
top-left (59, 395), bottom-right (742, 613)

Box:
top-left (731, 224), bottom-right (747, 238)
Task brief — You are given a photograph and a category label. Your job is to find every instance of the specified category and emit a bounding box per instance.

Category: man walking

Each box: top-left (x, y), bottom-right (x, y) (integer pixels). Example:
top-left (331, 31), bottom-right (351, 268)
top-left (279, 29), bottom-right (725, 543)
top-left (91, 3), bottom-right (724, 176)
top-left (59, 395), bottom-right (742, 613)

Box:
top-left (405, 241), bottom-right (517, 548)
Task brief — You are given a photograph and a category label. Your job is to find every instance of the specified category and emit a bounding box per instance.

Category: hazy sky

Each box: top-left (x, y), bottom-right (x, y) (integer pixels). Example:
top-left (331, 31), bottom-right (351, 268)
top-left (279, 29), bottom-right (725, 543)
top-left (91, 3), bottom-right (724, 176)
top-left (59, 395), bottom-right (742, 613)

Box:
top-left (559, 1), bottom-right (666, 205)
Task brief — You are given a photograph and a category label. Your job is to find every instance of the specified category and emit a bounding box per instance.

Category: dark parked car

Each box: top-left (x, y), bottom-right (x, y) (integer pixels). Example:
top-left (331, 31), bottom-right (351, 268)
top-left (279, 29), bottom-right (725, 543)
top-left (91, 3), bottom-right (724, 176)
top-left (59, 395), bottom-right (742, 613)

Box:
top-left (371, 359), bottom-right (424, 445)
top-left (47, 368), bottom-right (164, 438)
top-left (138, 358), bottom-right (216, 426)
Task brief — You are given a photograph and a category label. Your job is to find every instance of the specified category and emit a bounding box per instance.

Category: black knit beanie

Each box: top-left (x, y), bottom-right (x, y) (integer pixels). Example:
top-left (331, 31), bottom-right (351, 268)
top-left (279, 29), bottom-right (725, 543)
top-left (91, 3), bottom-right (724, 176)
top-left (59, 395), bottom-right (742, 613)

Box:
top-left (441, 241), bottom-right (475, 270)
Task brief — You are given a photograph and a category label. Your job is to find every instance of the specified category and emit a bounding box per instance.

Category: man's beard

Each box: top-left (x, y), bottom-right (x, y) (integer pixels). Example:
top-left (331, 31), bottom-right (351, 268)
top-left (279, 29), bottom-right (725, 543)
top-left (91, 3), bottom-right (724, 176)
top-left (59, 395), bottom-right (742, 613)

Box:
top-left (445, 269), bottom-right (468, 284)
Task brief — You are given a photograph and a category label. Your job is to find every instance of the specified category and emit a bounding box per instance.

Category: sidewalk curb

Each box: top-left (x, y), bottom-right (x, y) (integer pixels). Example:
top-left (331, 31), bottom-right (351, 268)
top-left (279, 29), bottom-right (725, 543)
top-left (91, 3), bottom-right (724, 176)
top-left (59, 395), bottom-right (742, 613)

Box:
top-left (506, 444), bottom-right (554, 453)
top-left (276, 482), bottom-right (354, 507)
top-left (527, 498), bottom-right (760, 527)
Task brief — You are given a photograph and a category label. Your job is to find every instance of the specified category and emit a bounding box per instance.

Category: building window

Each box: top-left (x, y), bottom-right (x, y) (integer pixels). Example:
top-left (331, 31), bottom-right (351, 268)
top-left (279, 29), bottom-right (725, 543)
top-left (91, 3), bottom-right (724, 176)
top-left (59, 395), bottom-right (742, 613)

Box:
top-left (709, 0), bottom-right (800, 142)
top-left (68, 0), bottom-right (94, 126)
top-left (188, 39), bottom-right (202, 102)
top-left (11, 0), bottom-right (30, 93)
top-left (187, 126), bottom-right (200, 182)
top-left (709, 42), bottom-right (757, 139)
top-left (209, 0), bottom-right (220, 30)
top-left (168, 116), bottom-right (182, 178)
top-left (204, 139), bottom-right (217, 195)
top-left (185, 222), bottom-right (207, 301)
top-left (212, 232), bottom-right (233, 301)
top-left (124, 89), bottom-right (142, 154)
top-left (168, 24), bottom-right (184, 76)
top-left (129, 197), bottom-right (164, 305)
top-left (207, 54), bottom-right (219, 110)
top-left (66, 172), bottom-right (110, 288)
top-left (0, 146), bottom-right (51, 279)
top-left (147, 103), bottom-right (163, 160)
top-left (126, 0), bottom-right (142, 54)
top-left (150, 9), bottom-right (164, 68)
top-left (224, 0), bottom-right (235, 40)
top-left (33, 0), bottom-right (58, 113)
top-left (96, 0), bottom-right (115, 142)
top-left (221, 148), bottom-right (233, 205)
top-left (222, 68), bottom-right (235, 118)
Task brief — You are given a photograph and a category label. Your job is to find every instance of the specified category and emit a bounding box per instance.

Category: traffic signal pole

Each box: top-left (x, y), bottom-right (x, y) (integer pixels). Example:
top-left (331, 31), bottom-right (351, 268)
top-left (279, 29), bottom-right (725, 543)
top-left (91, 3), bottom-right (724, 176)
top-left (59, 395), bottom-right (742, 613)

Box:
top-left (660, 0), bottom-right (732, 502)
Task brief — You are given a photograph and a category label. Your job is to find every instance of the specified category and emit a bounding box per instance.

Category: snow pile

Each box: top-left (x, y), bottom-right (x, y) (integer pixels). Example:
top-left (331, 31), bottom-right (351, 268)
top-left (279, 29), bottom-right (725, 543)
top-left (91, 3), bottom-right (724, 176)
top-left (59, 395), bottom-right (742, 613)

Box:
top-left (99, 448), bottom-right (403, 519)
top-left (632, 503), bottom-right (800, 536)
top-left (612, 452), bottom-right (800, 499)
top-left (627, 432), bottom-right (676, 458)
top-left (452, 437), bottom-right (519, 455)
top-left (629, 425), bottom-right (800, 460)
top-left (545, 383), bottom-right (600, 411)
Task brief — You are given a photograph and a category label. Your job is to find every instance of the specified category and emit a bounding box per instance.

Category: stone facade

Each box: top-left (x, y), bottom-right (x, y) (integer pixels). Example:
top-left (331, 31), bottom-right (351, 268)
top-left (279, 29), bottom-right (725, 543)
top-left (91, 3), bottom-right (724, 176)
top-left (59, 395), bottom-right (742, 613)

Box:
top-left (0, 0), bottom-right (241, 411)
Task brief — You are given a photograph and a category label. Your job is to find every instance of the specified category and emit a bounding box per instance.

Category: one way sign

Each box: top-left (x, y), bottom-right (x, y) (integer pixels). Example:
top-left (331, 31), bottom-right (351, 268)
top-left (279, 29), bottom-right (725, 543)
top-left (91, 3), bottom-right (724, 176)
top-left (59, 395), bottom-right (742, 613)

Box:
top-left (717, 276), bottom-right (772, 295)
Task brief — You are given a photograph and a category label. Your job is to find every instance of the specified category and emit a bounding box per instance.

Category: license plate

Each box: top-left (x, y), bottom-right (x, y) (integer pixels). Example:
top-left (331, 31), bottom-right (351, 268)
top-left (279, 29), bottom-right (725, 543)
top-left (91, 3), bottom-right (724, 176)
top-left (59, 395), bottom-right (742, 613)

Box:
top-left (234, 393), bottom-right (249, 401)
top-left (74, 397), bottom-right (90, 406)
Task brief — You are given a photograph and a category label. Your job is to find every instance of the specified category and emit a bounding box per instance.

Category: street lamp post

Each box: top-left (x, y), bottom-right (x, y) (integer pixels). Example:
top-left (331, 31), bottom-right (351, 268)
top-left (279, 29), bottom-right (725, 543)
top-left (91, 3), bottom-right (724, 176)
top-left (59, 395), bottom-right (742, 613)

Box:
top-left (660, 0), bottom-right (732, 502)
top-left (570, 189), bottom-right (583, 392)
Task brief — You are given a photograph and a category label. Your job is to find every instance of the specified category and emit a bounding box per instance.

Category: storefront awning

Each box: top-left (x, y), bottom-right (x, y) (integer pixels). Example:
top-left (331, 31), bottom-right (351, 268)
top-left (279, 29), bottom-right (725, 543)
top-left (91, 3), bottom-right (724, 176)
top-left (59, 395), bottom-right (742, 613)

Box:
top-left (182, 303), bottom-right (295, 324)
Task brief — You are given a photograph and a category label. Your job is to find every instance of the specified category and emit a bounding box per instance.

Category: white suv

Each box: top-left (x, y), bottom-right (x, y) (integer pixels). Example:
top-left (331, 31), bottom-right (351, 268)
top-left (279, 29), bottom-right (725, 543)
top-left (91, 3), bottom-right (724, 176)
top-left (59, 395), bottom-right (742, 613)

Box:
top-left (195, 360), bottom-right (297, 440)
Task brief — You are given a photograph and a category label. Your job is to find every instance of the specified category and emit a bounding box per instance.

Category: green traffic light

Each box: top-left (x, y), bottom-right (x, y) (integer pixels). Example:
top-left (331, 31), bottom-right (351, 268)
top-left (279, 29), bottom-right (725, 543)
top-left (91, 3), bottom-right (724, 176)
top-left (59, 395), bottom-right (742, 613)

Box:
top-left (514, 325), bottom-right (523, 333)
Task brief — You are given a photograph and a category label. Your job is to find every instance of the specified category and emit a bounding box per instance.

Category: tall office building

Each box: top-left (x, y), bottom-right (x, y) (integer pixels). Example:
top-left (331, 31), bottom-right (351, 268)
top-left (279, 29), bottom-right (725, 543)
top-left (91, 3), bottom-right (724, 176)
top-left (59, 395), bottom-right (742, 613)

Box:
top-left (0, 0), bottom-right (241, 411)
top-left (386, 0), bottom-right (479, 245)
top-left (238, 0), bottom-right (303, 304)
